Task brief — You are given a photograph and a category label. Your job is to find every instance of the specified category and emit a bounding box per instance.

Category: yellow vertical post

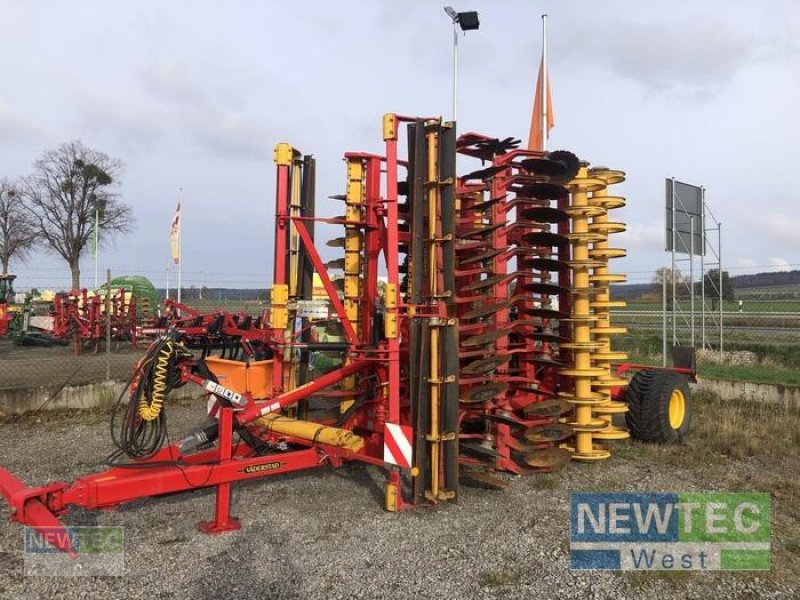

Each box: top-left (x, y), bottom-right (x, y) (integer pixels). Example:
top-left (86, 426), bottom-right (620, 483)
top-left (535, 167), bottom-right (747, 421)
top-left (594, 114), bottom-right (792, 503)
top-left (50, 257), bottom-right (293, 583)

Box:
top-left (425, 127), bottom-right (441, 501)
top-left (589, 168), bottom-right (631, 441)
top-left (286, 159), bottom-right (303, 396)
top-left (560, 166), bottom-right (611, 461)
top-left (344, 158), bottom-right (364, 330)
top-left (289, 161), bottom-right (302, 304)
top-left (421, 122), bottom-right (454, 503)
top-left (341, 157), bottom-right (364, 413)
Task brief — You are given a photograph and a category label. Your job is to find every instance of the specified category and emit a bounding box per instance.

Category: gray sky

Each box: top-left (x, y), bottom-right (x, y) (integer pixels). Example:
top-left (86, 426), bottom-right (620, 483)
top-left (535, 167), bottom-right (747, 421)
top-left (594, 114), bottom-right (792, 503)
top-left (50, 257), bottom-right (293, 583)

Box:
top-left (1, 0), bottom-right (798, 291)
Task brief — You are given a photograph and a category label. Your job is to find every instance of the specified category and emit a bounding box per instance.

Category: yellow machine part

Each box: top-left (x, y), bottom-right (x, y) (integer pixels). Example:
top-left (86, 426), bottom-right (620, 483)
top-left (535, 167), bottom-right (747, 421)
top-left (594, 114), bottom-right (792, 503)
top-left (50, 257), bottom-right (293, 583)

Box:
top-left (561, 166), bottom-right (611, 461)
top-left (382, 113), bottom-right (397, 141)
top-left (384, 282), bottom-right (398, 339)
top-left (271, 284), bottom-right (289, 330)
top-left (587, 167), bottom-right (630, 442)
top-left (255, 414), bottom-right (365, 452)
top-left (274, 143), bottom-right (293, 166)
top-left (341, 157), bottom-right (365, 413)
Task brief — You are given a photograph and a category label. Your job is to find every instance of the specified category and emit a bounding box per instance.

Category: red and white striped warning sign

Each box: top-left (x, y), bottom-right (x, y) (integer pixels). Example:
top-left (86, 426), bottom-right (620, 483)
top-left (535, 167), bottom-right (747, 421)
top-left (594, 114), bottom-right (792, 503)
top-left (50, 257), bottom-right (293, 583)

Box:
top-left (383, 423), bottom-right (413, 469)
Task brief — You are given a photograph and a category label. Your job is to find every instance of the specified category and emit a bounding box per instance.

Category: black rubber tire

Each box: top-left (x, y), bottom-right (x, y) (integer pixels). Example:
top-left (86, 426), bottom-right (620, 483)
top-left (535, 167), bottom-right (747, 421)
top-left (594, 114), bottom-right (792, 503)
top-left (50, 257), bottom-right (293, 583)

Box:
top-left (625, 370), bottom-right (691, 443)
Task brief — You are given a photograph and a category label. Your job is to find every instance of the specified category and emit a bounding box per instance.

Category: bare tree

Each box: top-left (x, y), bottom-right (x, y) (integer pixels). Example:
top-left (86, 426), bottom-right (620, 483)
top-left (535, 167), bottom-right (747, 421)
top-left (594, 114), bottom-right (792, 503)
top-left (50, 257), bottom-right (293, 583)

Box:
top-left (653, 267), bottom-right (690, 309)
top-left (0, 178), bottom-right (36, 275)
top-left (22, 141), bottom-right (134, 289)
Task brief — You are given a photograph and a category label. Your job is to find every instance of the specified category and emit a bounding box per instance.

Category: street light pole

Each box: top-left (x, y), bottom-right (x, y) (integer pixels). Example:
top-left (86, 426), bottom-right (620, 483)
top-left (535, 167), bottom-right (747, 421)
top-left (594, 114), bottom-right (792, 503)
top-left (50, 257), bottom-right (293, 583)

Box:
top-left (444, 7), bottom-right (479, 123)
top-left (452, 19), bottom-right (458, 122)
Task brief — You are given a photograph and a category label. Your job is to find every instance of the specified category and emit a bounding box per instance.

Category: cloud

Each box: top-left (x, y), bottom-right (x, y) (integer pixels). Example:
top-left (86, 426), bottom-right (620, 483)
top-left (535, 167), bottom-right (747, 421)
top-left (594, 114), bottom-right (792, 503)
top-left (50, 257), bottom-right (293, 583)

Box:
top-left (735, 257), bottom-right (758, 267)
top-left (74, 57), bottom-right (277, 160)
top-left (557, 19), bottom-right (757, 99)
top-left (733, 257), bottom-right (759, 270)
top-left (139, 56), bottom-right (252, 114)
top-left (755, 214), bottom-right (800, 248)
top-left (74, 87), bottom-right (165, 154)
top-left (0, 101), bottom-right (43, 143)
top-left (618, 222), bottom-right (663, 251)
top-left (769, 257), bottom-right (792, 272)
top-left (189, 113), bottom-right (270, 161)
top-left (1, 1), bottom-right (797, 288)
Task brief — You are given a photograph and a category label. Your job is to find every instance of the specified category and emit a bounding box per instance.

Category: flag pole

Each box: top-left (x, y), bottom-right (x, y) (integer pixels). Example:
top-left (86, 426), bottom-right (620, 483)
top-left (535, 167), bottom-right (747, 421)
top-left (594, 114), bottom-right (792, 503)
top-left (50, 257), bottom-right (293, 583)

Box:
top-left (94, 203), bottom-right (99, 289)
top-left (177, 187), bottom-right (183, 304)
top-left (541, 14), bottom-right (548, 151)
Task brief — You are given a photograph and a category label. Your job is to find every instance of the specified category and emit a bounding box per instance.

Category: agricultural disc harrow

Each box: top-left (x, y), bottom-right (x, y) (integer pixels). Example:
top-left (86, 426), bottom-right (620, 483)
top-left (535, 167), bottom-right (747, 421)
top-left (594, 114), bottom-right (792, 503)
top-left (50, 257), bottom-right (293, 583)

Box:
top-left (0, 115), bottom-right (693, 553)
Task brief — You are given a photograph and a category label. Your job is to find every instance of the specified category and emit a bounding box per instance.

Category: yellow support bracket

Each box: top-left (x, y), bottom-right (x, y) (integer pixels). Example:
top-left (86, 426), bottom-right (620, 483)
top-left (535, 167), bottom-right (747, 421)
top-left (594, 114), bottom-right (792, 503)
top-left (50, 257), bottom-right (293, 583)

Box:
top-left (273, 143), bottom-right (293, 166)
top-left (385, 482), bottom-right (399, 512)
top-left (384, 283), bottom-right (398, 339)
top-left (270, 284), bottom-right (289, 329)
top-left (382, 113), bottom-right (397, 141)
top-left (425, 431), bottom-right (456, 442)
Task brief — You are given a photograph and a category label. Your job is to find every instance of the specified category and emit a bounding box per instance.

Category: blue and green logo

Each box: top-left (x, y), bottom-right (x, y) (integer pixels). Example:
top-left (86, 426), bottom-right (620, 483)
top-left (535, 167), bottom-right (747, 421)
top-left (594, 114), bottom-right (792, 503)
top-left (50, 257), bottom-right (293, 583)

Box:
top-left (570, 492), bottom-right (771, 571)
top-left (25, 527), bottom-right (123, 554)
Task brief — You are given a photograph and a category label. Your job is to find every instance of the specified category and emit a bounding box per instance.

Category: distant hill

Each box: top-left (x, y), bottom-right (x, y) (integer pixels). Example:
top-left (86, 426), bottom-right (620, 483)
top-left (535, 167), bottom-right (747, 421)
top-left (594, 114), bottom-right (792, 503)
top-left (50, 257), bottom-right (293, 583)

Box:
top-left (729, 269), bottom-right (800, 289)
top-left (609, 283), bottom-right (654, 300)
top-left (612, 269), bottom-right (800, 301)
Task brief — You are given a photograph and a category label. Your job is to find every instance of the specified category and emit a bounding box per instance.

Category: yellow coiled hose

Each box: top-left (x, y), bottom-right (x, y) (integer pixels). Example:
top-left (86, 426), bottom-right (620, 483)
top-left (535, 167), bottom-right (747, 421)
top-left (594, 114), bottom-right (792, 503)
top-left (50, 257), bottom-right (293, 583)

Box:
top-left (138, 339), bottom-right (174, 421)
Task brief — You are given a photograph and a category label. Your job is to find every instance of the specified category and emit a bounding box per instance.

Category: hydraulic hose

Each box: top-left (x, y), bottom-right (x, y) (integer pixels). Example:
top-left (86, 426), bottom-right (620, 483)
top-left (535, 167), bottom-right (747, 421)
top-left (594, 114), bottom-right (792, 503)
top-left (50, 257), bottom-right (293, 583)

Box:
top-left (138, 339), bottom-right (174, 421)
top-left (111, 335), bottom-right (183, 460)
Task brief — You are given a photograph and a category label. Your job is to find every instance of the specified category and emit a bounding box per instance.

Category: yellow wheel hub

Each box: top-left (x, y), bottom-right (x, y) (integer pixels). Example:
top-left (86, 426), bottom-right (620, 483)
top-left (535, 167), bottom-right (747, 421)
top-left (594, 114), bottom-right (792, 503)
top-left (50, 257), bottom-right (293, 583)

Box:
top-left (669, 389), bottom-right (686, 429)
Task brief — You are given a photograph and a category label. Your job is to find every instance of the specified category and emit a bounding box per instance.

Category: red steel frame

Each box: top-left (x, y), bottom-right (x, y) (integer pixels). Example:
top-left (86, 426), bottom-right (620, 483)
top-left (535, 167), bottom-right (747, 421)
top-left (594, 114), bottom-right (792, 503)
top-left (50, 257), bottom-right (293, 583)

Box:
top-left (453, 135), bottom-right (566, 474)
top-left (0, 353), bottom-right (374, 553)
top-left (0, 118), bottom-right (425, 550)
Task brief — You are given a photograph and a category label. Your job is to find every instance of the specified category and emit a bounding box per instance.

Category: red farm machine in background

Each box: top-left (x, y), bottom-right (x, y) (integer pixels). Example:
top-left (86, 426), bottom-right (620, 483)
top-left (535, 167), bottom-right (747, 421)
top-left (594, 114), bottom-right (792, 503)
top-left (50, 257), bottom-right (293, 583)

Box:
top-left (0, 114), bottom-right (693, 553)
top-left (141, 299), bottom-right (273, 360)
top-left (49, 287), bottom-right (137, 353)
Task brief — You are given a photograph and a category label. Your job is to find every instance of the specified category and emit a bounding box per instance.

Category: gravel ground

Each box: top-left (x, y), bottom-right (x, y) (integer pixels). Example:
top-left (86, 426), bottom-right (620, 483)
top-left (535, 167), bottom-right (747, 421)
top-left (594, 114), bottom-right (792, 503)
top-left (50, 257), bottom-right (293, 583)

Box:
top-left (0, 401), bottom-right (797, 599)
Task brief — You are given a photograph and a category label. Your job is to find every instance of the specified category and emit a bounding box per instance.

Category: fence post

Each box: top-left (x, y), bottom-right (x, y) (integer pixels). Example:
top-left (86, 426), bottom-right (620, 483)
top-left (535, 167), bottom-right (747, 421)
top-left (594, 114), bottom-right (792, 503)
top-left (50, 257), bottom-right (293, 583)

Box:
top-left (689, 216), bottom-right (695, 348)
top-left (106, 268), bottom-right (112, 380)
top-left (718, 223), bottom-right (723, 354)
top-left (662, 270), bottom-right (667, 367)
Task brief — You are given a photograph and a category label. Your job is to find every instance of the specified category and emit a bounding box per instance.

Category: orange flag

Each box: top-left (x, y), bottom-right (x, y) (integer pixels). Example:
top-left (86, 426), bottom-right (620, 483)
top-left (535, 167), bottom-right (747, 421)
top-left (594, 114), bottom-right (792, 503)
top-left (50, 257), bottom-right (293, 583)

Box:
top-left (527, 57), bottom-right (555, 151)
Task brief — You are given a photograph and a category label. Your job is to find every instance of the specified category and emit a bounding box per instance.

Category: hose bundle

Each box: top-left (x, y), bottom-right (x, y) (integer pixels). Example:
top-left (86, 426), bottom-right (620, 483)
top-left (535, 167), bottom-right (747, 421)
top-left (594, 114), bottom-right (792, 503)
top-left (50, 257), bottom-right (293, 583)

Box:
top-left (110, 335), bottom-right (184, 459)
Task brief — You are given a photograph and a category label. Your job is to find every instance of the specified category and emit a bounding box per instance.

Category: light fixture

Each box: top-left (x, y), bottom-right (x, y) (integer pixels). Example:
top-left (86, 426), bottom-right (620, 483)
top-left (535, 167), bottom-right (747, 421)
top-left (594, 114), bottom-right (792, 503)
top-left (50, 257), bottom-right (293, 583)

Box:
top-left (443, 7), bottom-right (480, 31)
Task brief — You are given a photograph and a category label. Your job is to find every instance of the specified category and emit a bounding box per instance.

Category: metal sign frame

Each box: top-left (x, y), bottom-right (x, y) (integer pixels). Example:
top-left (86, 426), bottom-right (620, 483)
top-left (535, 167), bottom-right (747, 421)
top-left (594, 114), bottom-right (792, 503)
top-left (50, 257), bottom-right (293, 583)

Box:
top-left (662, 178), bottom-right (723, 364)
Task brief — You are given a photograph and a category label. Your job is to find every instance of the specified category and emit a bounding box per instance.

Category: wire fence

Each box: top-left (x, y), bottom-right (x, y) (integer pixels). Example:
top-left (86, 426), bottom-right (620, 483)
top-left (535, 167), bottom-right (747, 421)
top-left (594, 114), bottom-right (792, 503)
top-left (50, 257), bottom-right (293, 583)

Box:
top-left (0, 269), bottom-right (270, 392)
top-left (1, 265), bottom-right (799, 392)
top-left (611, 266), bottom-right (800, 384)
top-left (11, 268), bottom-right (271, 313)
